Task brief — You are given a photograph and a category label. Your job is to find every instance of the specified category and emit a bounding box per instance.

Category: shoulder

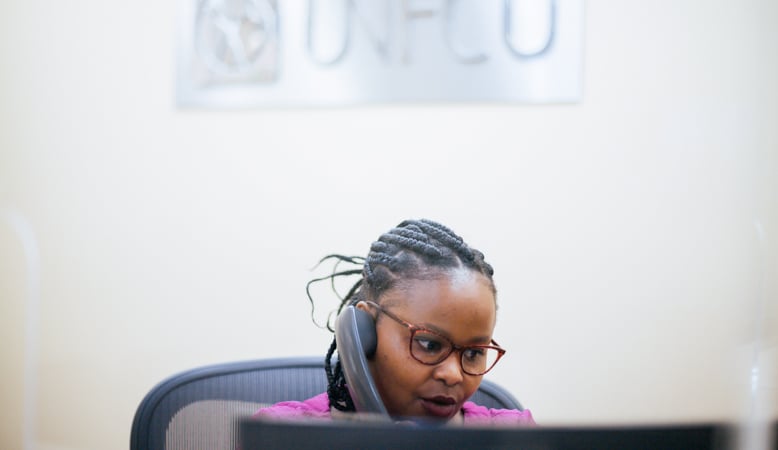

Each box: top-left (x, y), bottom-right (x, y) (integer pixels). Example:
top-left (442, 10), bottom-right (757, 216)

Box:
top-left (253, 392), bottom-right (331, 420)
top-left (462, 401), bottom-right (536, 426)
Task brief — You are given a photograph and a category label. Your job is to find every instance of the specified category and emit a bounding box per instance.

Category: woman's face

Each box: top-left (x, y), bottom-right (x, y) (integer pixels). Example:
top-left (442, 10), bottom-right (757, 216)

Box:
top-left (357, 268), bottom-right (497, 420)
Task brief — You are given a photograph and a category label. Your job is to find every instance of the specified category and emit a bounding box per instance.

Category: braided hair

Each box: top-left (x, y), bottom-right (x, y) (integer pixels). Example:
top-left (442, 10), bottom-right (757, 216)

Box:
top-left (306, 219), bottom-right (496, 412)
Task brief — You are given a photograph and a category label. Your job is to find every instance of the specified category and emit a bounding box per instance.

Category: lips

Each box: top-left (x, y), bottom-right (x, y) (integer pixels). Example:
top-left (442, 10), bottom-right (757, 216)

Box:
top-left (420, 395), bottom-right (459, 418)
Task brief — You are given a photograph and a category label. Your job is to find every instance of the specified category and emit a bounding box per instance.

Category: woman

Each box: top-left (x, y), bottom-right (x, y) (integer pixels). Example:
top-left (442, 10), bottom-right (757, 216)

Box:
top-left (255, 219), bottom-right (534, 425)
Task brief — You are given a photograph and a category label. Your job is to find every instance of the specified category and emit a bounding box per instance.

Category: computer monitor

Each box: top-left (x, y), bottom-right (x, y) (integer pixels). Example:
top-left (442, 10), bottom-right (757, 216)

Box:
top-left (240, 417), bottom-right (732, 450)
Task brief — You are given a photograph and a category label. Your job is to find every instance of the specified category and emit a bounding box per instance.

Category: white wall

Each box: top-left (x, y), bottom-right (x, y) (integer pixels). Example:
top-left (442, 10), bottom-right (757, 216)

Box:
top-left (1, 1), bottom-right (777, 449)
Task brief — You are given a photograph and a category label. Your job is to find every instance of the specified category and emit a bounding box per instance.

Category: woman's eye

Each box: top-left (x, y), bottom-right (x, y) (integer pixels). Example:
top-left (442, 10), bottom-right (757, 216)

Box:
top-left (463, 348), bottom-right (485, 361)
top-left (414, 335), bottom-right (445, 354)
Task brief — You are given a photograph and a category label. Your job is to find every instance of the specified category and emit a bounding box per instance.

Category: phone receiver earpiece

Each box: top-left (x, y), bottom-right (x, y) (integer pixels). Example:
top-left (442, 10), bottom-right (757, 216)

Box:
top-left (354, 306), bottom-right (377, 357)
top-left (334, 305), bottom-right (388, 416)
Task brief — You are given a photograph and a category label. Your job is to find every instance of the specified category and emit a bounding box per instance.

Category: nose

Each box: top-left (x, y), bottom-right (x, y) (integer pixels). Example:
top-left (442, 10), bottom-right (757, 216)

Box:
top-left (432, 351), bottom-right (464, 386)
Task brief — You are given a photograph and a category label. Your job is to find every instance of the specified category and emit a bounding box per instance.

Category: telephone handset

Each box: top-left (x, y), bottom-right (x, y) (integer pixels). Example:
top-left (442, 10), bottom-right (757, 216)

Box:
top-left (334, 305), bottom-right (390, 417)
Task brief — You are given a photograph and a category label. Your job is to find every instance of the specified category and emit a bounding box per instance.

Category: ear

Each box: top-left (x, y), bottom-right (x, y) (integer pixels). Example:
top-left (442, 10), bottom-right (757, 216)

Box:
top-left (354, 301), bottom-right (377, 320)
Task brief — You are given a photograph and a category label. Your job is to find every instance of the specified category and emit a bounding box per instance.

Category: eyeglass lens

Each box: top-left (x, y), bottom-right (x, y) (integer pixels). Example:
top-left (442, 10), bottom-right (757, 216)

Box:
top-left (410, 330), bottom-right (500, 375)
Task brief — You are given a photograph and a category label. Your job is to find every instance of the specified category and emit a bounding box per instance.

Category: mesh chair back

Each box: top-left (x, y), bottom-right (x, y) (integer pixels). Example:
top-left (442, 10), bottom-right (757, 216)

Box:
top-left (130, 356), bottom-right (523, 450)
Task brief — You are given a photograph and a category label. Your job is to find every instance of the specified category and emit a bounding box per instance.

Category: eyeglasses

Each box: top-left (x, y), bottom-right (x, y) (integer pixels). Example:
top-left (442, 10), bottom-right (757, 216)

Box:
top-left (364, 301), bottom-right (506, 376)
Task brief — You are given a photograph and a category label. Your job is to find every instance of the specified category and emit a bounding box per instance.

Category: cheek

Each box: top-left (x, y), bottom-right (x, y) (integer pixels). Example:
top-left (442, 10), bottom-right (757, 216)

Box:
top-left (374, 329), bottom-right (412, 378)
top-left (371, 329), bottom-right (426, 407)
top-left (462, 375), bottom-right (483, 400)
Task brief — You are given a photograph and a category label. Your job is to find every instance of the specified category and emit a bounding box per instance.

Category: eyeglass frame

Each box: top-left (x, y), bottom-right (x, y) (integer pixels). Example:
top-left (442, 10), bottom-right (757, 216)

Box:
top-left (363, 301), bottom-right (506, 376)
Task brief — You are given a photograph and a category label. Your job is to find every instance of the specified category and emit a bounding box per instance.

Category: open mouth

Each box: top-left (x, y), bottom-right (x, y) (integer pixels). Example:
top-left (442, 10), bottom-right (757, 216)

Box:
top-left (420, 396), bottom-right (458, 418)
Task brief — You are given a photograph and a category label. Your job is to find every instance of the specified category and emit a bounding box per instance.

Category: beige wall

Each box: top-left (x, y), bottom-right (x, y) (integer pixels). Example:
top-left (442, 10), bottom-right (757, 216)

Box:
top-left (1, 1), bottom-right (777, 449)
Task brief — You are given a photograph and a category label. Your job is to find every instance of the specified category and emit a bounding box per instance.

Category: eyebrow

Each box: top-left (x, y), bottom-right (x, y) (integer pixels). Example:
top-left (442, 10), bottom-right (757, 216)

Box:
top-left (370, 301), bottom-right (493, 346)
top-left (416, 322), bottom-right (492, 346)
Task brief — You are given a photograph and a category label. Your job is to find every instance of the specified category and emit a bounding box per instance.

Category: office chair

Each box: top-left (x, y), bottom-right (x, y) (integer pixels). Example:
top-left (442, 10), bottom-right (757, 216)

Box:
top-left (130, 356), bottom-right (524, 450)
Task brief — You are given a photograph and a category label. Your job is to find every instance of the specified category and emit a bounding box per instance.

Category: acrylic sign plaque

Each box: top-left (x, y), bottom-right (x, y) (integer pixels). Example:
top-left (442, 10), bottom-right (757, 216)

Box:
top-left (176, 0), bottom-right (584, 107)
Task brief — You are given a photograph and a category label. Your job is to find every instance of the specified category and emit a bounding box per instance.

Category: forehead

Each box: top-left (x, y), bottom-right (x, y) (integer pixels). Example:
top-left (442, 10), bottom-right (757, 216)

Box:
top-left (381, 268), bottom-right (497, 338)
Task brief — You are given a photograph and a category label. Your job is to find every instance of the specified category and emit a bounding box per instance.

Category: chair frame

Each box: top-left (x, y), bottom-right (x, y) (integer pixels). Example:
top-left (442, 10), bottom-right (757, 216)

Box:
top-left (130, 356), bottom-right (523, 450)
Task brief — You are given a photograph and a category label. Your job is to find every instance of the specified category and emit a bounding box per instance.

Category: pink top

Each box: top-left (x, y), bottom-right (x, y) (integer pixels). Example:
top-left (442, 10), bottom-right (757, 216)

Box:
top-left (254, 393), bottom-right (535, 426)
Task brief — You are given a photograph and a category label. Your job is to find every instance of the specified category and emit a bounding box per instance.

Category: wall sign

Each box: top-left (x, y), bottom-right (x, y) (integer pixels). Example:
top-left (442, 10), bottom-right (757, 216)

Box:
top-left (176, 0), bottom-right (584, 107)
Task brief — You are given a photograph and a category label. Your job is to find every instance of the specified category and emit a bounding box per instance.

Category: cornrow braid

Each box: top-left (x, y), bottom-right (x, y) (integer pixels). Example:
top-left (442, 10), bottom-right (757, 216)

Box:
top-left (408, 218), bottom-right (477, 264)
top-left (315, 219), bottom-right (496, 413)
top-left (325, 338), bottom-right (354, 411)
top-left (378, 231), bottom-right (443, 259)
